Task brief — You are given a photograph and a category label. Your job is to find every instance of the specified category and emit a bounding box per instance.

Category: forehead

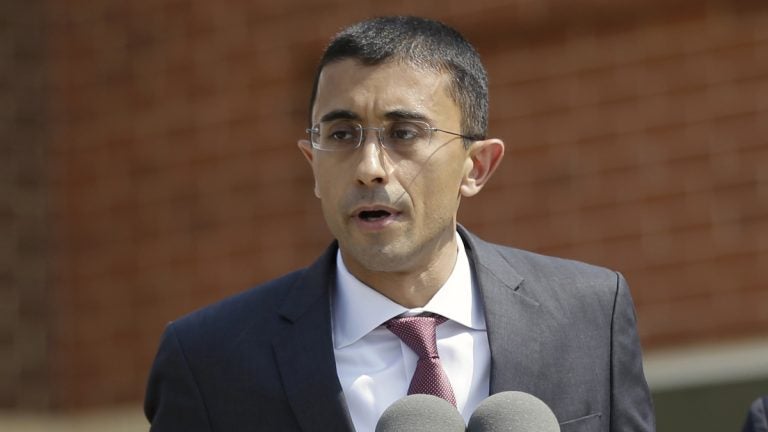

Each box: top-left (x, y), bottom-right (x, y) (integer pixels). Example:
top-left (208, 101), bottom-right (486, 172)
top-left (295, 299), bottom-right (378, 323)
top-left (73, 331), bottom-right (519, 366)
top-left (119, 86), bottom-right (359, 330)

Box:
top-left (312, 59), bottom-right (460, 125)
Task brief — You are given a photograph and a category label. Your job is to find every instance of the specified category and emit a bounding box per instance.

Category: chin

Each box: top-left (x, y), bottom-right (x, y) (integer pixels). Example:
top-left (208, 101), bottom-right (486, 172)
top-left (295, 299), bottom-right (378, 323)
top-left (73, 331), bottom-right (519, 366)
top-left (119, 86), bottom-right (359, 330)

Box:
top-left (344, 242), bottom-right (416, 273)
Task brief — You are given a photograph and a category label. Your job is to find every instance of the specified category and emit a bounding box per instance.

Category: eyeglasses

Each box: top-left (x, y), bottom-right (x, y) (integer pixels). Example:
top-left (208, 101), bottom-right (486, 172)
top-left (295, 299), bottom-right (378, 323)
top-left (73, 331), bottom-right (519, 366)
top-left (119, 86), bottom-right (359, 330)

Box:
top-left (306, 120), bottom-right (479, 152)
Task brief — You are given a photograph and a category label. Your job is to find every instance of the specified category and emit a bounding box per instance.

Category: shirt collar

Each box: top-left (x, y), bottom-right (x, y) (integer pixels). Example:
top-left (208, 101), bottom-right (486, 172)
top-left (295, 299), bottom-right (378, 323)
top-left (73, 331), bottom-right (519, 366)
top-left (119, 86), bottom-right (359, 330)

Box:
top-left (332, 231), bottom-right (486, 349)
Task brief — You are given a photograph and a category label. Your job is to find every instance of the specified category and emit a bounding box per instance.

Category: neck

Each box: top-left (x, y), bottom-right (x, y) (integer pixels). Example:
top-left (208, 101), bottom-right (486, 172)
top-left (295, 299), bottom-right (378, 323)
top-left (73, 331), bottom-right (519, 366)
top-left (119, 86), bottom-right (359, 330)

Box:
top-left (343, 233), bottom-right (459, 308)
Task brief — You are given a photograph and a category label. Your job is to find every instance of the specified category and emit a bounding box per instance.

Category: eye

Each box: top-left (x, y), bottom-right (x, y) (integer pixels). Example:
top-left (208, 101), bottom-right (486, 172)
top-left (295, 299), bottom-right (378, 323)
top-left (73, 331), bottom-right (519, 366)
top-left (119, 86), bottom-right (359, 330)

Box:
top-left (388, 121), bottom-right (428, 142)
top-left (324, 122), bottom-right (360, 142)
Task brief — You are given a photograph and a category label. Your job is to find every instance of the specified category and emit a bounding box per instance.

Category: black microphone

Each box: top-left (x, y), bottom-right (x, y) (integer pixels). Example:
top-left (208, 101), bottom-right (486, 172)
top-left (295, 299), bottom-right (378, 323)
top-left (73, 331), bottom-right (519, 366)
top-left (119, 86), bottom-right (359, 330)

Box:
top-left (375, 394), bottom-right (466, 432)
top-left (467, 391), bottom-right (561, 432)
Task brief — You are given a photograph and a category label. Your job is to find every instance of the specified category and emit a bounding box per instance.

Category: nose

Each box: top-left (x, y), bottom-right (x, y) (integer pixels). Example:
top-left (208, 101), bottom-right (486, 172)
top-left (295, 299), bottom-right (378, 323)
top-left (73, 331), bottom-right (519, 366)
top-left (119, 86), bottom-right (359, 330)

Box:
top-left (355, 130), bottom-right (389, 186)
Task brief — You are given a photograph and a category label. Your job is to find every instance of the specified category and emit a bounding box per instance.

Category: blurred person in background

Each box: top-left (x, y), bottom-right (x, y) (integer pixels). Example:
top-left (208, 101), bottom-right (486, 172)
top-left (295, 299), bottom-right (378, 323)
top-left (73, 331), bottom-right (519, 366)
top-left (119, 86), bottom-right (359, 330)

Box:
top-left (742, 395), bottom-right (768, 432)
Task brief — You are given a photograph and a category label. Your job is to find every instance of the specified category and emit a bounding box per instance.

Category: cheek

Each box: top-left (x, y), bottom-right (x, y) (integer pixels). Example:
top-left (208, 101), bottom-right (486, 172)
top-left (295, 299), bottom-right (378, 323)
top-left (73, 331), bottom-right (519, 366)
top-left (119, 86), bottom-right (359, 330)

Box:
top-left (316, 178), bottom-right (342, 204)
top-left (313, 160), bottom-right (346, 198)
top-left (403, 164), bottom-right (465, 208)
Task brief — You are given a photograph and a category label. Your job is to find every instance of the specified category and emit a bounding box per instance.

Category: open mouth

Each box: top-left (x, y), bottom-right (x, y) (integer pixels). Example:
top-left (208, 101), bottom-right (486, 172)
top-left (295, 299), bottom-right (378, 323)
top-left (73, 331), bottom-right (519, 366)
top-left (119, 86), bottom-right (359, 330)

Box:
top-left (358, 209), bottom-right (392, 221)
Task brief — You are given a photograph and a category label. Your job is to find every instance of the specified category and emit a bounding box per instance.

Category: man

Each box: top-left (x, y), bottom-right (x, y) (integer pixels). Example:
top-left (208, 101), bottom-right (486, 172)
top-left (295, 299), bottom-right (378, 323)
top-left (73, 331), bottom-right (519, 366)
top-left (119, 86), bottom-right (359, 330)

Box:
top-left (742, 395), bottom-right (768, 432)
top-left (145, 16), bottom-right (655, 431)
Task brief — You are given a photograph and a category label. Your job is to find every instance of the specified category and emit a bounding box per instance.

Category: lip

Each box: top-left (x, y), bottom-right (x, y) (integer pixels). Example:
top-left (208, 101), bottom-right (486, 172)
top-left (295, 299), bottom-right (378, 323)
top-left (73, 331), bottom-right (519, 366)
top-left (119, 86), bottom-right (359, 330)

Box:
top-left (350, 205), bottom-right (403, 231)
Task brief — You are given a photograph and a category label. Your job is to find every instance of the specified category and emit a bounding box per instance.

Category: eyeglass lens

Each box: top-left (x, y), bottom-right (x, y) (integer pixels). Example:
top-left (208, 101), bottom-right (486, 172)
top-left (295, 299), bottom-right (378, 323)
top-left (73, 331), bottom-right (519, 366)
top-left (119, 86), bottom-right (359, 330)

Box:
top-left (311, 120), bottom-right (431, 152)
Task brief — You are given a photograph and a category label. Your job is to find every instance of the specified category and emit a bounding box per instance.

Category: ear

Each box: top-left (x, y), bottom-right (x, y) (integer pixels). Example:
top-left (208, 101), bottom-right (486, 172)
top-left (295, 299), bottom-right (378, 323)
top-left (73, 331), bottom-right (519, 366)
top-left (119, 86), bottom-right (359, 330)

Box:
top-left (297, 139), bottom-right (321, 198)
top-left (460, 138), bottom-right (505, 197)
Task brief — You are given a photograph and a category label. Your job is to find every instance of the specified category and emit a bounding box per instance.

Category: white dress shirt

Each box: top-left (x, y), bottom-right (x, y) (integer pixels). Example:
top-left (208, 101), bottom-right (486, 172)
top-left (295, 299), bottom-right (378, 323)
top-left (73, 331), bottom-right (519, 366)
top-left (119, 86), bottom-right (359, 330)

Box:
top-left (332, 232), bottom-right (491, 432)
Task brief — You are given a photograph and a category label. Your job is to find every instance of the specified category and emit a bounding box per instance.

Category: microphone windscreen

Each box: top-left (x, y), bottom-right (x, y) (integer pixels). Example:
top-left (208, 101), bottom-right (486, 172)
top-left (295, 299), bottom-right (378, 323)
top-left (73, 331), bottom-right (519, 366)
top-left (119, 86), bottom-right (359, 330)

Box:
top-left (375, 394), bottom-right (466, 432)
top-left (468, 391), bottom-right (560, 432)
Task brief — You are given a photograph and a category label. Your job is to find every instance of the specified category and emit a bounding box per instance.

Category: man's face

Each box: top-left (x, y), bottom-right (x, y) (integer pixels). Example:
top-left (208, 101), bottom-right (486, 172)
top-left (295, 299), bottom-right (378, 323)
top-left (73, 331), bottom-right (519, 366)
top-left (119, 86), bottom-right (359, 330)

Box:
top-left (299, 59), bottom-right (475, 276)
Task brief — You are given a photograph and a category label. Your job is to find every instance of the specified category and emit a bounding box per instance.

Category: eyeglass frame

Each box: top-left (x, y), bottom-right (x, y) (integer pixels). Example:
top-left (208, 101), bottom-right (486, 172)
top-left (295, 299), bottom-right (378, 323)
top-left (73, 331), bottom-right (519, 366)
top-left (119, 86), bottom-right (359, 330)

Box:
top-left (305, 119), bottom-right (483, 152)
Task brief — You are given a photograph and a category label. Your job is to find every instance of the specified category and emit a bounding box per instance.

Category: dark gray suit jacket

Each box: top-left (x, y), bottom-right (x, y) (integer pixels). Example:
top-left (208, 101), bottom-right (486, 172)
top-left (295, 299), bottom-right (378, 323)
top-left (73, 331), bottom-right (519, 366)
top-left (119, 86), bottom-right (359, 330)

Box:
top-left (743, 396), bottom-right (768, 432)
top-left (145, 227), bottom-right (655, 431)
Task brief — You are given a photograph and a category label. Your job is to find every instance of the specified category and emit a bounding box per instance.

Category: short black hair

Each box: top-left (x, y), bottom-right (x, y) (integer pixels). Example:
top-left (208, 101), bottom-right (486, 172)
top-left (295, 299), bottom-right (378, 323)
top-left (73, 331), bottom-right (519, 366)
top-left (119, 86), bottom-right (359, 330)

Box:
top-left (308, 16), bottom-right (488, 142)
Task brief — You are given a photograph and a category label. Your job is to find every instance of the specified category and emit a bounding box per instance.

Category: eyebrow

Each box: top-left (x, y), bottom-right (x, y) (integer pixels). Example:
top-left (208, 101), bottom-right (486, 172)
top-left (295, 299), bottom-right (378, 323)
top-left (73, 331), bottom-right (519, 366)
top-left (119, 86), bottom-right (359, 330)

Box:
top-left (384, 109), bottom-right (431, 123)
top-left (318, 108), bottom-right (433, 124)
top-left (319, 110), bottom-right (360, 123)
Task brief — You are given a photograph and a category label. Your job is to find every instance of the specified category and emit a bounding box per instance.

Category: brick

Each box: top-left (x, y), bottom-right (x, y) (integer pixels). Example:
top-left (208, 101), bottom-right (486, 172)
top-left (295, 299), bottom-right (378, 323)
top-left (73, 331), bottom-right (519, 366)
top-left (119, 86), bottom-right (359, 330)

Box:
top-left (6, 0), bottom-right (767, 411)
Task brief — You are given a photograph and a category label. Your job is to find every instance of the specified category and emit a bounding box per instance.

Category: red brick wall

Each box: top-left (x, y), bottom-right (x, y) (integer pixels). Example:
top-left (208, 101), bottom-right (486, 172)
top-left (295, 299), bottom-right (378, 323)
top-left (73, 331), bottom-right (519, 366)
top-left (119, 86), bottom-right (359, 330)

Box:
top-left (1, 0), bottom-right (50, 409)
top-left (3, 0), bottom-right (765, 411)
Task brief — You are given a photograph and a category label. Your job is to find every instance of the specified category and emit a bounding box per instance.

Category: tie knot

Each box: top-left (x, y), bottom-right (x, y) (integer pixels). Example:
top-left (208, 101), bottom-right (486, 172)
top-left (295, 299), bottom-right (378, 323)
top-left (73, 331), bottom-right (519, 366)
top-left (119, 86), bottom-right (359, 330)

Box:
top-left (386, 314), bottom-right (447, 358)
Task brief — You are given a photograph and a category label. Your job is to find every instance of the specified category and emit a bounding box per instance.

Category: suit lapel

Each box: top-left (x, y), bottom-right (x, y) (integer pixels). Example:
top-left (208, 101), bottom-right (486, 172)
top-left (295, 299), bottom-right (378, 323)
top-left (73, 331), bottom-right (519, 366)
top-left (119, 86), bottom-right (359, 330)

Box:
top-left (458, 227), bottom-right (547, 394)
top-left (272, 243), bottom-right (355, 432)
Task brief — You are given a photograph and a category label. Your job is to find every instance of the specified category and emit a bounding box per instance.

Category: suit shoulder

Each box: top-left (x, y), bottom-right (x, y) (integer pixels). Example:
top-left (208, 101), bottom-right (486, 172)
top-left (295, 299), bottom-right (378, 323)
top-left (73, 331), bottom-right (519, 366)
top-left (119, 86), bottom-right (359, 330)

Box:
top-left (471, 238), bottom-right (627, 311)
top-left (475, 239), bottom-right (631, 332)
top-left (490, 242), bottom-right (619, 284)
top-left (166, 269), bottom-right (305, 349)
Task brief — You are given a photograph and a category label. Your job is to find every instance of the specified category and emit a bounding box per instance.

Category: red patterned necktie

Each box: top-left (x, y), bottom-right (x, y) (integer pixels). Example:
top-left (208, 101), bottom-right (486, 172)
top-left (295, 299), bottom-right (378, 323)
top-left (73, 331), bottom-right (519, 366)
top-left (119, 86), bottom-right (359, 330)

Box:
top-left (385, 314), bottom-right (457, 406)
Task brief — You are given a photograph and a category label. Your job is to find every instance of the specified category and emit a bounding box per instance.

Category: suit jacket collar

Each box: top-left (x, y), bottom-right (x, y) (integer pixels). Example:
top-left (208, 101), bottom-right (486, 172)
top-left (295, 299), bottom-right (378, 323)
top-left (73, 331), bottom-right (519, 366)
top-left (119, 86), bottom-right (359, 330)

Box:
top-left (273, 241), bottom-right (355, 432)
top-left (457, 226), bottom-right (548, 394)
